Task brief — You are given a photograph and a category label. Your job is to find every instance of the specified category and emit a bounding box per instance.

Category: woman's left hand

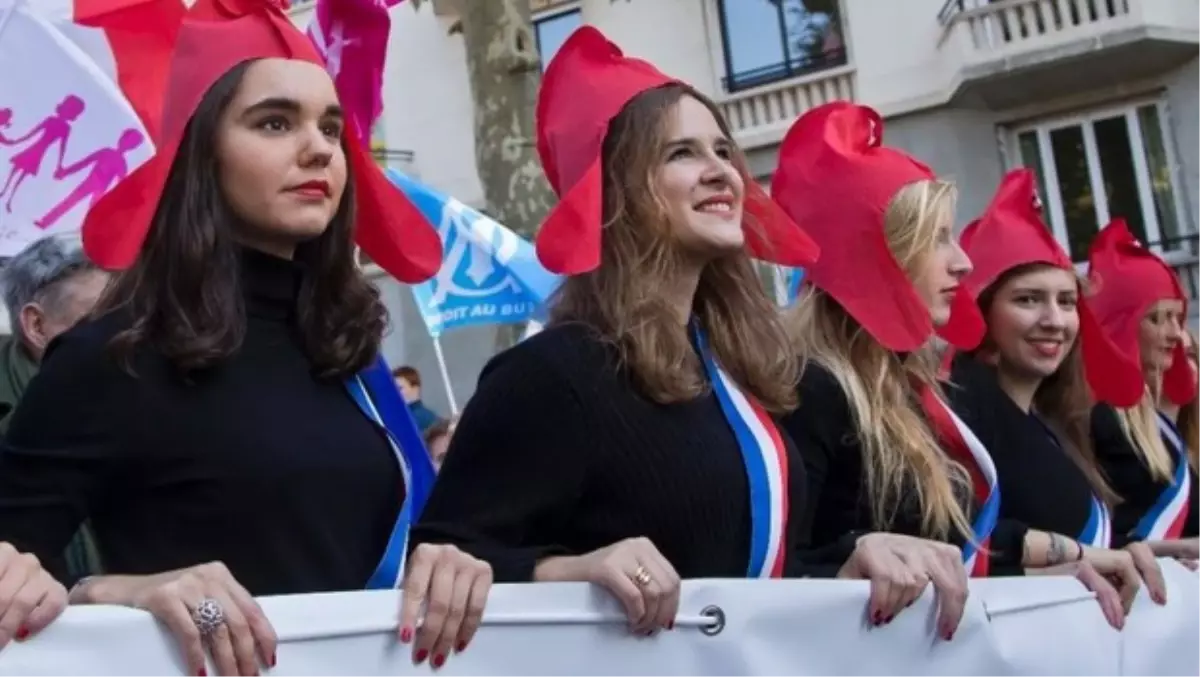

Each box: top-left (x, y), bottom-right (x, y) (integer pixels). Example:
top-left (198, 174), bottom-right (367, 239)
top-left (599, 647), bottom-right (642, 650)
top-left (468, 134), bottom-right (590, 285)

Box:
top-left (1080, 546), bottom-right (1141, 613)
top-left (0, 544), bottom-right (67, 647)
top-left (399, 543), bottom-right (493, 670)
top-left (1122, 542), bottom-right (1167, 604)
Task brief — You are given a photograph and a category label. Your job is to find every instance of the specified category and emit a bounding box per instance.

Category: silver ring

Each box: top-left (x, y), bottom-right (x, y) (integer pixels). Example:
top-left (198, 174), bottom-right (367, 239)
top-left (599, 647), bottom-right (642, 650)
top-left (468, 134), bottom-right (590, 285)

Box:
top-left (192, 597), bottom-right (226, 637)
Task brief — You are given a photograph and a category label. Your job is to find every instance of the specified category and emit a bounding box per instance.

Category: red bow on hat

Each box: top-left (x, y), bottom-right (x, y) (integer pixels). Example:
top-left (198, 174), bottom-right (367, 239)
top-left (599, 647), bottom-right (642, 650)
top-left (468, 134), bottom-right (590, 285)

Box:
top-left (770, 101), bottom-right (983, 352)
top-left (957, 169), bottom-right (1143, 407)
top-left (81, 0), bottom-right (442, 284)
top-left (1088, 219), bottom-right (1196, 406)
top-left (533, 26), bottom-right (819, 276)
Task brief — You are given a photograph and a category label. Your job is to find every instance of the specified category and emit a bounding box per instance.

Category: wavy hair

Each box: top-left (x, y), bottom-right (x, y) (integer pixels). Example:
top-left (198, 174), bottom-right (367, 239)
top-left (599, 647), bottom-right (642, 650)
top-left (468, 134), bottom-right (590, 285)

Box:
top-left (549, 83), bottom-right (797, 411)
top-left (96, 60), bottom-right (386, 379)
top-left (786, 180), bottom-right (974, 540)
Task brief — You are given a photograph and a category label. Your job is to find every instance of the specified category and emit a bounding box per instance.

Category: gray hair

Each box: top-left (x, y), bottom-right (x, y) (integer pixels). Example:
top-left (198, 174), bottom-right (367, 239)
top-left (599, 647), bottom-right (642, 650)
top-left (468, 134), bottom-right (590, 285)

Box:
top-left (0, 233), bottom-right (98, 332)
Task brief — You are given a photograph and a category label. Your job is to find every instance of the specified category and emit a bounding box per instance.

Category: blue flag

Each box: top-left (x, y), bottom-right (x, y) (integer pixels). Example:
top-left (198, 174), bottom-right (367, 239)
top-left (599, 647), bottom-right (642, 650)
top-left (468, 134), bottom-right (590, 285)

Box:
top-left (386, 170), bottom-right (562, 338)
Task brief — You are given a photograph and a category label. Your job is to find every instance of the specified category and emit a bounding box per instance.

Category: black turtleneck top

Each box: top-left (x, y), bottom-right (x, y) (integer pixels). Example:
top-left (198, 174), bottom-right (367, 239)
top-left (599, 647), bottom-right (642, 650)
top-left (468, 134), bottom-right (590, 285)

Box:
top-left (0, 249), bottom-right (403, 594)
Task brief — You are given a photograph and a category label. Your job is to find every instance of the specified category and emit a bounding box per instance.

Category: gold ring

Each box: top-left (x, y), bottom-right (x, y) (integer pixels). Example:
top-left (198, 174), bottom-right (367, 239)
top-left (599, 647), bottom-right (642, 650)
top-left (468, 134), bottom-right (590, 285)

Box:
top-left (633, 565), bottom-right (653, 588)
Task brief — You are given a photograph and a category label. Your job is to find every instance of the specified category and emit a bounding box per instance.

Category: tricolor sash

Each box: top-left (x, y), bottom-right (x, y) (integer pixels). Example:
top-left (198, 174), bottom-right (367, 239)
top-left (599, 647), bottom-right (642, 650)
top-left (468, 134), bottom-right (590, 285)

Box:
top-left (693, 326), bottom-right (788, 578)
top-left (345, 355), bottom-right (439, 590)
top-left (917, 385), bottom-right (1000, 577)
top-left (1130, 414), bottom-right (1193, 541)
top-left (1032, 415), bottom-right (1112, 549)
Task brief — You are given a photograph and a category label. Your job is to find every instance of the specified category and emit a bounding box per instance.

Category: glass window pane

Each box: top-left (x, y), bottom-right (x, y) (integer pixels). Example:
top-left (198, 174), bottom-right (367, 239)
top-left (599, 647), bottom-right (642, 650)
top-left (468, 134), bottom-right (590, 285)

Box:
top-left (718, 0), bottom-right (787, 87)
top-left (1018, 130), bottom-right (1051, 228)
top-left (1092, 115), bottom-right (1149, 246)
top-left (1048, 125), bottom-right (1098, 262)
top-left (781, 0), bottom-right (846, 72)
top-left (534, 10), bottom-right (582, 70)
top-left (1136, 105), bottom-right (1183, 249)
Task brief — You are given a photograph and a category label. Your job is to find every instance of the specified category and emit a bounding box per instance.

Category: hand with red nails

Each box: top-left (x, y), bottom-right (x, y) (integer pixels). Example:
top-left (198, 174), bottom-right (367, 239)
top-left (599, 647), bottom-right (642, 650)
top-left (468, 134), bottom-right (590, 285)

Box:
top-left (1121, 542), bottom-right (1167, 605)
top-left (1079, 545), bottom-right (1144, 614)
top-left (534, 537), bottom-right (681, 635)
top-left (69, 562), bottom-right (276, 676)
top-left (835, 533), bottom-right (968, 641)
top-left (0, 543), bottom-right (67, 649)
top-left (1028, 559), bottom-right (1126, 629)
top-left (397, 543), bottom-right (492, 670)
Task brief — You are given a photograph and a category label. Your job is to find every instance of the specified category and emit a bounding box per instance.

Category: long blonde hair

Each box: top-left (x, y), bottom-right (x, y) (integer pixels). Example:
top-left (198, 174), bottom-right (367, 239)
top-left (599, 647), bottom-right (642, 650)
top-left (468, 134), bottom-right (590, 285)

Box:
top-left (1120, 389), bottom-right (1176, 483)
top-left (786, 179), bottom-right (974, 539)
top-left (551, 84), bottom-right (798, 411)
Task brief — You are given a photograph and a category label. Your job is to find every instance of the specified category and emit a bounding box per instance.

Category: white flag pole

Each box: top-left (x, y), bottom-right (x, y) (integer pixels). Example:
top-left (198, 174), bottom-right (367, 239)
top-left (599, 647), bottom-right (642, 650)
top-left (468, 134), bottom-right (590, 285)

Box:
top-left (431, 336), bottom-right (459, 416)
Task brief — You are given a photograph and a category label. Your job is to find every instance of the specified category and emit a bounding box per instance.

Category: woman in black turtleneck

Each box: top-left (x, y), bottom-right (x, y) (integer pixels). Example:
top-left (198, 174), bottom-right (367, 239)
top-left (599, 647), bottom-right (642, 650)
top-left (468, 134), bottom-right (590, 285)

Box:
top-left (0, 9), bottom-right (490, 676)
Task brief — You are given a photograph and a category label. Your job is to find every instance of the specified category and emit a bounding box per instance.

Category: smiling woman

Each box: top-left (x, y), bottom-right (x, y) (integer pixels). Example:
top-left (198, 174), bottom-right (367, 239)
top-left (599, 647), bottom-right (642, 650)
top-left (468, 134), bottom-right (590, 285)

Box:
top-left (0, 4), bottom-right (490, 676)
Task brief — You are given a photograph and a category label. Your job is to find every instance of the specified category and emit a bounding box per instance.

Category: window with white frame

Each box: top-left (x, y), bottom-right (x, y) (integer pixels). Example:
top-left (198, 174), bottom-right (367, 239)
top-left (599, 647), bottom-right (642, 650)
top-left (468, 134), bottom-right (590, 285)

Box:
top-left (533, 7), bottom-right (582, 71)
top-left (1009, 100), bottom-right (1192, 263)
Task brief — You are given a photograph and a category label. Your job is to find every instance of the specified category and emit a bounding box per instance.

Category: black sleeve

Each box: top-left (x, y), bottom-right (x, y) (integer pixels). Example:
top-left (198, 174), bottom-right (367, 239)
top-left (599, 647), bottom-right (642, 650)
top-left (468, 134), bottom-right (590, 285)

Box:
top-left (989, 519), bottom-right (1028, 576)
top-left (410, 343), bottom-right (591, 583)
top-left (0, 326), bottom-right (133, 578)
top-left (1092, 404), bottom-right (1151, 547)
top-left (781, 363), bottom-right (859, 578)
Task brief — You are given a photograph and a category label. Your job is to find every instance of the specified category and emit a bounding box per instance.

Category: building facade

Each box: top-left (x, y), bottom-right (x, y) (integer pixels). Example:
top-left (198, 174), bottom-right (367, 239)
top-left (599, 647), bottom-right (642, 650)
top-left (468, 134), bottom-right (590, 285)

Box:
top-left (289, 0), bottom-right (1200, 411)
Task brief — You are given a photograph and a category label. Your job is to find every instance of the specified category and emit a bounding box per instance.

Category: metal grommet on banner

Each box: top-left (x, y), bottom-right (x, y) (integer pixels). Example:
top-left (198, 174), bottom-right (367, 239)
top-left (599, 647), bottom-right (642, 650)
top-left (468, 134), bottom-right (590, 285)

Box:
top-left (699, 605), bottom-right (725, 636)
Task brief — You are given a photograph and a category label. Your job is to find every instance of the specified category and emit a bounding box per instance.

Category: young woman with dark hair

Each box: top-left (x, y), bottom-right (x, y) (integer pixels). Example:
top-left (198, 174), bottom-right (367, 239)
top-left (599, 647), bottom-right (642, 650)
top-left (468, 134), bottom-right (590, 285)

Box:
top-left (412, 27), bottom-right (974, 636)
top-left (0, 3), bottom-right (490, 675)
top-left (944, 169), bottom-right (1167, 608)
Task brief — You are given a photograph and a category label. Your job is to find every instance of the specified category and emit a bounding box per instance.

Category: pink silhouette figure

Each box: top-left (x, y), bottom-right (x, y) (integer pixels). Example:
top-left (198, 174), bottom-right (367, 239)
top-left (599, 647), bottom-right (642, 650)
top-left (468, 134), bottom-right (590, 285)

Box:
top-left (0, 109), bottom-right (14, 145)
top-left (35, 128), bottom-right (144, 230)
top-left (0, 95), bottom-right (86, 214)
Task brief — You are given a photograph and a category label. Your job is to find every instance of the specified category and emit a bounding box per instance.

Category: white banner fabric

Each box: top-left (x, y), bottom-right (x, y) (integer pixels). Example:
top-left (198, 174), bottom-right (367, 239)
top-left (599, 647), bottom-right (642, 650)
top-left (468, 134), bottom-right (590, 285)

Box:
top-left (0, 559), bottom-right (1195, 676)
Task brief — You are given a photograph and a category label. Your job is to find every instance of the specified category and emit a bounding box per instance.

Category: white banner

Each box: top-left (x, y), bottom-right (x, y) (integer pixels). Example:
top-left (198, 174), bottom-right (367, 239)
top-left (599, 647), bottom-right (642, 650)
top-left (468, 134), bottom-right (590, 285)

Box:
top-left (0, 560), bottom-right (1195, 676)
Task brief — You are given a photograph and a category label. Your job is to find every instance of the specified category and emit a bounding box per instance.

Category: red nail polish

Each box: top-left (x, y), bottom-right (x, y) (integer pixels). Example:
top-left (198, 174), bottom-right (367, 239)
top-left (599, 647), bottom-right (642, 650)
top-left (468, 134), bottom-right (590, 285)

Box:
top-left (400, 626), bottom-right (413, 643)
top-left (455, 640), bottom-right (467, 652)
top-left (414, 649), bottom-right (429, 663)
top-left (943, 630), bottom-right (955, 641)
top-left (667, 620), bottom-right (674, 630)
top-left (269, 652), bottom-right (277, 668)
top-left (432, 654), bottom-right (445, 668)
top-left (872, 610), bottom-right (883, 625)
top-left (197, 669), bottom-right (207, 677)
top-left (14, 626), bottom-right (28, 641)
top-left (884, 615), bottom-right (894, 624)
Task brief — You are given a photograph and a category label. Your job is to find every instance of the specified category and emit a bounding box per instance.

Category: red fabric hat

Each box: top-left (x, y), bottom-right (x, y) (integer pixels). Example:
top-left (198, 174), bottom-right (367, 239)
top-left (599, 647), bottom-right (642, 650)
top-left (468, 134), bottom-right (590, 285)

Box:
top-left (1088, 219), bottom-right (1196, 406)
top-left (958, 169), bottom-right (1143, 407)
top-left (533, 26), bottom-right (819, 275)
top-left (81, 0), bottom-right (442, 284)
top-left (771, 101), bottom-right (983, 352)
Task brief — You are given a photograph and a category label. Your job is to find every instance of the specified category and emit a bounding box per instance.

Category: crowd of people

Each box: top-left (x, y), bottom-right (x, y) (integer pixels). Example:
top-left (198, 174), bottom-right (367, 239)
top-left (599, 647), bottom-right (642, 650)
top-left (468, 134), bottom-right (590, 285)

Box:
top-left (0, 2), bottom-right (1191, 675)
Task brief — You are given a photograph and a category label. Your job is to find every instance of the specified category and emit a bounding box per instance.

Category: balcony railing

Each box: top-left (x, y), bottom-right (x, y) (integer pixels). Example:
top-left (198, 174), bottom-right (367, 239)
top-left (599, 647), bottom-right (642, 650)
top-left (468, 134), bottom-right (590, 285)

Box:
top-left (940, 0), bottom-right (1133, 60)
top-left (717, 65), bottom-right (855, 150)
top-left (371, 148), bottom-right (419, 178)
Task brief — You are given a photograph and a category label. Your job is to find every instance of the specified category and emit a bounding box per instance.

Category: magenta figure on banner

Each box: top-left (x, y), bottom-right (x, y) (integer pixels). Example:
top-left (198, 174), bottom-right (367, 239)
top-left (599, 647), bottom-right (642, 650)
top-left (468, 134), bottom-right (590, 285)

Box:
top-left (0, 95), bottom-right (86, 213)
top-left (36, 128), bottom-right (144, 229)
top-left (0, 108), bottom-right (14, 144)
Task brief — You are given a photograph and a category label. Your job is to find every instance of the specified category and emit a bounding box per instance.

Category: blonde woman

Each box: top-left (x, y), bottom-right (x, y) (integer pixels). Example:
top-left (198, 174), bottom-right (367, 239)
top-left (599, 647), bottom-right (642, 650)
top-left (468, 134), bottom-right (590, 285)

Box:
top-left (775, 102), bottom-right (1129, 633)
top-left (413, 28), bottom-right (988, 638)
top-left (1158, 329), bottom-right (1197, 471)
top-left (1088, 220), bottom-right (1198, 560)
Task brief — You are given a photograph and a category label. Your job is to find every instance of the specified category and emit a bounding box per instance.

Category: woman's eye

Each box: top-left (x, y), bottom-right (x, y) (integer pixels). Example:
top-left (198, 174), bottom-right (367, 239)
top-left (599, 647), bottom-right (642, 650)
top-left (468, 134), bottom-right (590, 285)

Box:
top-left (668, 147), bottom-right (692, 161)
top-left (256, 116), bottom-right (289, 132)
top-left (321, 122), bottom-right (342, 138)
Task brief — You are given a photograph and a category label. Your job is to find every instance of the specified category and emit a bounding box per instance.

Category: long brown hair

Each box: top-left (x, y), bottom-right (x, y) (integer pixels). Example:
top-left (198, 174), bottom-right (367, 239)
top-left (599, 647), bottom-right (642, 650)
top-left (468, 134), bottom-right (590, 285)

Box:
top-left (96, 60), bottom-right (386, 379)
top-left (786, 180), bottom-right (974, 540)
top-left (973, 263), bottom-right (1120, 505)
top-left (549, 83), bottom-right (797, 411)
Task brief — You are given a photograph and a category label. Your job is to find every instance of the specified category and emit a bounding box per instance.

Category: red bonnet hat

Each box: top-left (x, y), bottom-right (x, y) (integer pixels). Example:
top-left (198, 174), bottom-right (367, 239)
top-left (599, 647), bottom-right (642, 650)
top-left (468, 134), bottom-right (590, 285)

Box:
top-left (958, 169), bottom-right (1143, 407)
top-left (533, 26), bottom-right (819, 276)
top-left (81, 0), bottom-right (442, 284)
top-left (770, 101), bottom-right (984, 352)
top-left (1087, 219), bottom-right (1196, 405)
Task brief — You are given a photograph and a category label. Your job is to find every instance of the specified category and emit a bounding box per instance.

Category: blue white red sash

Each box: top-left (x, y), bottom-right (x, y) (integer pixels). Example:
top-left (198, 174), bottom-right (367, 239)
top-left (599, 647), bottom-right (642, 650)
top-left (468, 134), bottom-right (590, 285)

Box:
top-left (1032, 415), bottom-right (1112, 549)
top-left (1078, 495), bottom-right (1112, 549)
top-left (693, 326), bottom-right (788, 578)
top-left (918, 385), bottom-right (1000, 577)
top-left (1131, 414), bottom-right (1193, 541)
top-left (345, 355), bottom-right (439, 589)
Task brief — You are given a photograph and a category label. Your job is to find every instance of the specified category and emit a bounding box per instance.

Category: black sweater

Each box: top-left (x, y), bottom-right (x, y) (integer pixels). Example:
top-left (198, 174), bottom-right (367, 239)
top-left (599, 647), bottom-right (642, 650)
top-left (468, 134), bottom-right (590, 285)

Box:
top-left (945, 356), bottom-right (1100, 543)
top-left (411, 322), bottom-right (846, 582)
top-left (0, 249), bottom-right (403, 594)
top-left (1092, 404), bottom-right (1199, 545)
top-left (781, 362), bottom-right (1027, 575)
